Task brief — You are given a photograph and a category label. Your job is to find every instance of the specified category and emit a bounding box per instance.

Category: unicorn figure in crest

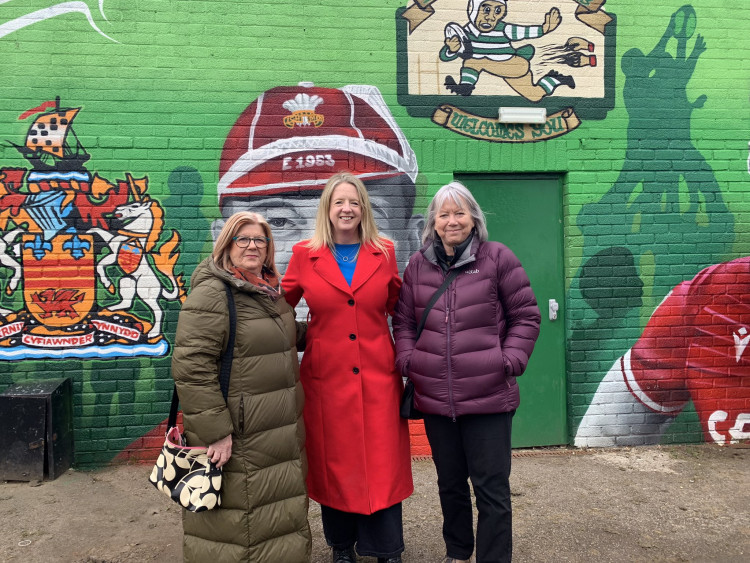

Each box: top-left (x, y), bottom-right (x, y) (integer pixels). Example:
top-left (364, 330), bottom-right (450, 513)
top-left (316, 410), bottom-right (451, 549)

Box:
top-left (89, 184), bottom-right (185, 339)
top-left (0, 228), bottom-right (23, 316)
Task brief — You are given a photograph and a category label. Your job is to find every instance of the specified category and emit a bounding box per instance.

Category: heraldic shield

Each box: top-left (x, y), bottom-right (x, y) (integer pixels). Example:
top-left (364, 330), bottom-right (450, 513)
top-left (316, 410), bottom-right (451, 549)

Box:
top-left (22, 233), bottom-right (96, 328)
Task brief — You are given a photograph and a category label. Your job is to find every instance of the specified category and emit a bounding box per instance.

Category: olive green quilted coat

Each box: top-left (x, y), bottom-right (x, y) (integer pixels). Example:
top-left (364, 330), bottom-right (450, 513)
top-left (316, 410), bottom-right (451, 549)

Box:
top-left (172, 258), bottom-right (311, 562)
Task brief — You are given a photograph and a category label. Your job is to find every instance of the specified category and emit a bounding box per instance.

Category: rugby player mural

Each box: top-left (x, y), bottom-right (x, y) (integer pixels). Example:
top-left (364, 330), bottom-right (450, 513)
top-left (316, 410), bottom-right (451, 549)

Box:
top-left (574, 254), bottom-right (750, 447)
top-left (575, 5), bottom-right (733, 304)
top-left (396, 0), bottom-right (615, 142)
top-left (570, 6), bottom-right (744, 447)
top-left (0, 98), bottom-right (186, 360)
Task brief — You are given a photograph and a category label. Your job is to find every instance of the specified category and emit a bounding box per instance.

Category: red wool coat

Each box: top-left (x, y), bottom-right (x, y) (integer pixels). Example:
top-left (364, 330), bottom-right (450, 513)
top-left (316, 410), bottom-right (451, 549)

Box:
top-left (282, 240), bottom-right (413, 514)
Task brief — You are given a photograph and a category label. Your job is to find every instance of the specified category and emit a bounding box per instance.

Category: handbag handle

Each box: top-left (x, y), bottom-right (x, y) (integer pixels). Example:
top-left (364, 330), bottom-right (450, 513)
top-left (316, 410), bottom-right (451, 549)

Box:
top-left (415, 267), bottom-right (461, 340)
top-left (168, 282), bottom-right (237, 429)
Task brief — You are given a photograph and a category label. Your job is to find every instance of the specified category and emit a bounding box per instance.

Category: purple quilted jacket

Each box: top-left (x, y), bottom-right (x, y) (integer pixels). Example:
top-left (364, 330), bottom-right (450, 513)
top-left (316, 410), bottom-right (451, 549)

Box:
top-left (393, 237), bottom-right (540, 418)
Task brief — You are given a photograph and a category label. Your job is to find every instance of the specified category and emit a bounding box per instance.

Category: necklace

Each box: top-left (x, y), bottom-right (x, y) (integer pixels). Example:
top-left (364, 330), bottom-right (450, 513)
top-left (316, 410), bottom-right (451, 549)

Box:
top-left (332, 243), bottom-right (361, 263)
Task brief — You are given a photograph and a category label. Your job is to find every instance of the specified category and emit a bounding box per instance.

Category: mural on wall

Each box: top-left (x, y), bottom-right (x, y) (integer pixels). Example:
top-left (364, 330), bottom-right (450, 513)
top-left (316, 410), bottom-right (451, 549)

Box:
top-left (0, 1), bottom-right (117, 43)
top-left (116, 81), bottom-right (425, 461)
top-left (570, 6), bottom-right (743, 446)
top-left (575, 254), bottom-right (750, 447)
top-left (574, 5), bottom-right (735, 319)
top-left (211, 82), bottom-right (423, 275)
top-left (0, 98), bottom-right (186, 359)
top-left (396, 0), bottom-right (615, 142)
top-left (439, 4), bottom-right (573, 100)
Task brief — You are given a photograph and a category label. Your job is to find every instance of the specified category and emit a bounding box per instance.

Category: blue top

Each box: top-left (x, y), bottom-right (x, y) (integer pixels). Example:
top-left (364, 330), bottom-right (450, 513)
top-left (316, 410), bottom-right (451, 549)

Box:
top-left (333, 243), bottom-right (359, 285)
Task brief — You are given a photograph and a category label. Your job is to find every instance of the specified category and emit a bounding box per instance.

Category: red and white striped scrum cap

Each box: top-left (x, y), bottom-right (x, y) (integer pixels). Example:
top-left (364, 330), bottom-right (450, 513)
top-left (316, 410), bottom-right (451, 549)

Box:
top-left (217, 83), bottom-right (418, 208)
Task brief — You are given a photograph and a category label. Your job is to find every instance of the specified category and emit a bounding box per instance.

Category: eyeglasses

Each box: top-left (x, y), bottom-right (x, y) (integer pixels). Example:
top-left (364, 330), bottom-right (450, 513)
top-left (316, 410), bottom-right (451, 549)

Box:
top-left (233, 236), bottom-right (269, 249)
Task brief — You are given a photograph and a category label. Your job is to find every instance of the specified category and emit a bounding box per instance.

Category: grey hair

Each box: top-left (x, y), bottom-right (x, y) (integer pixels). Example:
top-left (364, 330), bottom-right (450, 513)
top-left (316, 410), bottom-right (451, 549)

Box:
top-left (422, 181), bottom-right (488, 244)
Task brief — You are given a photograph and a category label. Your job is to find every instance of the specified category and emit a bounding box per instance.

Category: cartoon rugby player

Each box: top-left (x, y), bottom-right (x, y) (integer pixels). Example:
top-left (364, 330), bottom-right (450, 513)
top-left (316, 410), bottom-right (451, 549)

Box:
top-left (440, 0), bottom-right (575, 99)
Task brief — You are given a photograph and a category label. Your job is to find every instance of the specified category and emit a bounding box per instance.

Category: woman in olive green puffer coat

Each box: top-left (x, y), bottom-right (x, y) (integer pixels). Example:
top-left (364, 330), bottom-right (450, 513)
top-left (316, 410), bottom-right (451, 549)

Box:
top-left (171, 212), bottom-right (311, 562)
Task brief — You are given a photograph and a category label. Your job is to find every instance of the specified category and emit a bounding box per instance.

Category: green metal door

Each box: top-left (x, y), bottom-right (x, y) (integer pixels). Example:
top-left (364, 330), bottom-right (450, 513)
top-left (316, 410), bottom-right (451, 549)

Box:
top-left (456, 174), bottom-right (567, 447)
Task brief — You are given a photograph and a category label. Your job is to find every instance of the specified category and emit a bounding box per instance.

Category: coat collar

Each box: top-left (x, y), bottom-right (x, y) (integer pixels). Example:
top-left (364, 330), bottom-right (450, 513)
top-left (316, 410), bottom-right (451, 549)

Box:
top-left (421, 235), bottom-right (479, 270)
top-left (310, 242), bottom-right (383, 295)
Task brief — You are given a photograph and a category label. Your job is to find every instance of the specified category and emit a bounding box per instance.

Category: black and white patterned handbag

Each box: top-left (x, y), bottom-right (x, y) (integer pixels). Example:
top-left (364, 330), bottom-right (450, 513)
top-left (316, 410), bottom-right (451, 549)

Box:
top-left (149, 283), bottom-right (236, 512)
top-left (149, 427), bottom-right (223, 511)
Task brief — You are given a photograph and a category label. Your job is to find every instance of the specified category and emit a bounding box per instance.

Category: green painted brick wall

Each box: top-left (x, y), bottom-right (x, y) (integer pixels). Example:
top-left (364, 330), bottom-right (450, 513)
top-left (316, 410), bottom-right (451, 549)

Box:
top-left (0, 0), bottom-right (748, 467)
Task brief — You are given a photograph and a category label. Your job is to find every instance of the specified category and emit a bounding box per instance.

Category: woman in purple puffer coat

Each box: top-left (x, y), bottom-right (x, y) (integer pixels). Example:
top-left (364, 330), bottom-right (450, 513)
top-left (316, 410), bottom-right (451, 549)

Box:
top-left (393, 181), bottom-right (540, 563)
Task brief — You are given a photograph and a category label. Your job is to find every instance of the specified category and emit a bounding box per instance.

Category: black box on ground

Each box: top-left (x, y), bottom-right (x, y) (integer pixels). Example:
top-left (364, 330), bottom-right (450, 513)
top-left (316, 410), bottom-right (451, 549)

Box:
top-left (0, 378), bottom-right (73, 481)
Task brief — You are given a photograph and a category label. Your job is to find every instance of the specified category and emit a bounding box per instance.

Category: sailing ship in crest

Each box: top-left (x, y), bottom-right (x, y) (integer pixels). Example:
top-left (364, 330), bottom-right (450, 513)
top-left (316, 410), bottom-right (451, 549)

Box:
top-left (13, 97), bottom-right (91, 172)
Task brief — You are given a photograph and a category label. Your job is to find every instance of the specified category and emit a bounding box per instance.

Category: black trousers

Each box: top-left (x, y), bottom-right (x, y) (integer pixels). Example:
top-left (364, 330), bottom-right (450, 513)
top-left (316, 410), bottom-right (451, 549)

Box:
top-left (424, 411), bottom-right (514, 563)
top-left (321, 502), bottom-right (404, 558)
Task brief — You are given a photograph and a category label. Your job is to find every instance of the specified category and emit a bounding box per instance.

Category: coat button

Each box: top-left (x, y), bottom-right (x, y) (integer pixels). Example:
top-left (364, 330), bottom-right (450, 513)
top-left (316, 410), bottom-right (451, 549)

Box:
top-left (353, 367), bottom-right (360, 374)
top-left (349, 334), bottom-right (356, 340)
top-left (347, 299), bottom-right (355, 306)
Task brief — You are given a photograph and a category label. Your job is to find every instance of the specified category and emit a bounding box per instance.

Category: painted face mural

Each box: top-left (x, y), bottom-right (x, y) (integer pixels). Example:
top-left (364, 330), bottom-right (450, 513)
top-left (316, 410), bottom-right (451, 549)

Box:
top-left (212, 83), bottom-right (423, 275)
top-left (0, 99), bottom-right (186, 359)
top-left (473, 1), bottom-right (507, 32)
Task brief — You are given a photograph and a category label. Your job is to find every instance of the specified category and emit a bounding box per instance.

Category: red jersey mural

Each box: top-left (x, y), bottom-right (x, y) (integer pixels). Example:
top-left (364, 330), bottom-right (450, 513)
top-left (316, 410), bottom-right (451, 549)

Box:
top-left (576, 257), bottom-right (750, 447)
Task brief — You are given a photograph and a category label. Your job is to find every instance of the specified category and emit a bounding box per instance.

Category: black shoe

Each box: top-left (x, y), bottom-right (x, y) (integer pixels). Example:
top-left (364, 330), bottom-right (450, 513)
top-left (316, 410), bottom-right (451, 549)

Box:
top-left (378, 558), bottom-right (402, 563)
top-left (333, 546), bottom-right (356, 563)
top-left (444, 76), bottom-right (475, 96)
top-left (544, 69), bottom-right (576, 89)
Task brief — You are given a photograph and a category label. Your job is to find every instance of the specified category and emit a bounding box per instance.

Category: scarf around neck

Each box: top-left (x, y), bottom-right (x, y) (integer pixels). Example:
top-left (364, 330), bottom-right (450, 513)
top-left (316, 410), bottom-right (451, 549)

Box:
top-left (230, 266), bottom-right (281, 300)
top-left (434, 230), bottom-right (475, 273)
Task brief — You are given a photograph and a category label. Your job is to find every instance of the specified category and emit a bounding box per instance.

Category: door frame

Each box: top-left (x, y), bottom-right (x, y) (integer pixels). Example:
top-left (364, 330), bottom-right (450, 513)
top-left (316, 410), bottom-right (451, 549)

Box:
top-left (456, 172), bottom-right (569, 447)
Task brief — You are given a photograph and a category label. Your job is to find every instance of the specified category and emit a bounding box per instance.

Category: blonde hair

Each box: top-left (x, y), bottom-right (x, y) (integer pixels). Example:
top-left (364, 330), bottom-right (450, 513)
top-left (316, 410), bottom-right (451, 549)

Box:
top-left (212, 211), bottom-right (280, 277)
top-left (307, 171), bottom-right (390, 255)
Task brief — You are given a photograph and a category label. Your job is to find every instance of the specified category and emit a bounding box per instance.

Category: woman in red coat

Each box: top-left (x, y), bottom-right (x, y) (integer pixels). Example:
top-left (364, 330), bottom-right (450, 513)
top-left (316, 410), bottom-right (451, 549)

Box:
top-left (282, 171), bottom-right (413, 563)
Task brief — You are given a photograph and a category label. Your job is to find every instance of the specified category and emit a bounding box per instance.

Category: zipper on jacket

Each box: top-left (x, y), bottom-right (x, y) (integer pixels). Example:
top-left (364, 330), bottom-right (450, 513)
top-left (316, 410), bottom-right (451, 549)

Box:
top-left (239, 394), bottom-right (245, 434)
top-left (446, 277), bottom-right (457, 421)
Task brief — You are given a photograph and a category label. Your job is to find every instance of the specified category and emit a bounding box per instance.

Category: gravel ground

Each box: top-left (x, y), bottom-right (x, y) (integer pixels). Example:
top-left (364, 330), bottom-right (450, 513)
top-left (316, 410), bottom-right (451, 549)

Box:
top-left (1, 443), bottom-right (748, 562)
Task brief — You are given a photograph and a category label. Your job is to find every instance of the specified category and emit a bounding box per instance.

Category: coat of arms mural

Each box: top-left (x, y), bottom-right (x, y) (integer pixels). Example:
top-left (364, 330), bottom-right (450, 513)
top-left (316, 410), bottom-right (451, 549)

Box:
top-left (0, 98), bottom-right (185, 359)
